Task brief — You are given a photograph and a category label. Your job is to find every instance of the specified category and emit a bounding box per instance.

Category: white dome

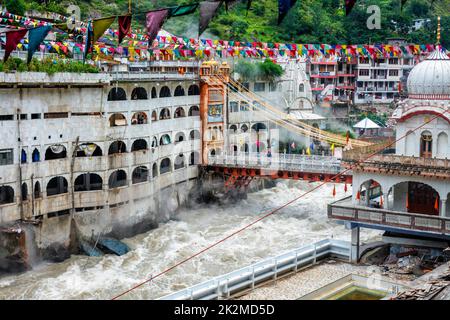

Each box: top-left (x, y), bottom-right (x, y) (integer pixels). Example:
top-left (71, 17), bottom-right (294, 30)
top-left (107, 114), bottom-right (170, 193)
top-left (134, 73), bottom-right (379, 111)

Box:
top-left (407, 46), bottom-right (450, 97)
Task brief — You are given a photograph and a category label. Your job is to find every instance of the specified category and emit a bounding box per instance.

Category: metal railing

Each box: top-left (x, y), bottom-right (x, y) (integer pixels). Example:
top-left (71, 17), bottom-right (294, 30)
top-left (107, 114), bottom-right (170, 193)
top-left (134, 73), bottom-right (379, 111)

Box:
top-left (159, 239), bottom-right (350, 300)
top-left (111, 72), bottom-right (199, 81)
top-left (329, 196), bottom-right (450, 235)
top-left (207, 152), bottom-right (342, 174)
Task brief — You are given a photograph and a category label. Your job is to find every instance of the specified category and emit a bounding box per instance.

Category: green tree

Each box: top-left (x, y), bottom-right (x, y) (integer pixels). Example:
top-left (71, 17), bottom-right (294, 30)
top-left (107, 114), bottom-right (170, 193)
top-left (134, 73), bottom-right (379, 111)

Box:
top-left (3, 0), bottom-right (26, 15)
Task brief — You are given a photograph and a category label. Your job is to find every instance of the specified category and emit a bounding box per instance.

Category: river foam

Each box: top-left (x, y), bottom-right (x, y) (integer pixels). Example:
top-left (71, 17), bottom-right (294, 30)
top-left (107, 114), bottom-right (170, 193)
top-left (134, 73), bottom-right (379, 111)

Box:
top-left (0, 180), bottom-right (381, 299)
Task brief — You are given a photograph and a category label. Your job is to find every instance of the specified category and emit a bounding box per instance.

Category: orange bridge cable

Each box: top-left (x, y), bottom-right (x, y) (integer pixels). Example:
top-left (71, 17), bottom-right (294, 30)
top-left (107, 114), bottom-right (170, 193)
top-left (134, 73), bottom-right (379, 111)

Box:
top-left (110, 108), bottom-right (449, 300)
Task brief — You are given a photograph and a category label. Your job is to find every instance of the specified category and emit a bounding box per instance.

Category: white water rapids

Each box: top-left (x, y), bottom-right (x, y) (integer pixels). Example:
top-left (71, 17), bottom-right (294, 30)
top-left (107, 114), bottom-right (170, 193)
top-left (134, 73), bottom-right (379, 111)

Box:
top-left (0, 181), bottom-right (381, 299)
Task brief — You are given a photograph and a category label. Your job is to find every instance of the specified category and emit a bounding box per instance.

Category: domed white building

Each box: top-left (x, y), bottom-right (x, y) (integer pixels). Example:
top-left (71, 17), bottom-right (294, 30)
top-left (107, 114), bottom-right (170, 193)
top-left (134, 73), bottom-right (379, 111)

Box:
top-left (329, 29), bottom-right (450, 262)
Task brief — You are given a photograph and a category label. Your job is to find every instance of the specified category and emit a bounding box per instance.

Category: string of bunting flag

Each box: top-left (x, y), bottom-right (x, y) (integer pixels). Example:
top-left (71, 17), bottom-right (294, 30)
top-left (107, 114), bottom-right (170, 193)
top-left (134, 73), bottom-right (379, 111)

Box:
top-left (0, 0), bottom-right (443, 63)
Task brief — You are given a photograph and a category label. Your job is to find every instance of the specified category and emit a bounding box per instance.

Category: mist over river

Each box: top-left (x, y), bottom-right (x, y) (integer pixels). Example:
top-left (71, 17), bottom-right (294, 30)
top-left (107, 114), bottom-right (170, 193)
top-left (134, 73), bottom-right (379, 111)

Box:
top-left (0, 181), bottom-right (381, 299)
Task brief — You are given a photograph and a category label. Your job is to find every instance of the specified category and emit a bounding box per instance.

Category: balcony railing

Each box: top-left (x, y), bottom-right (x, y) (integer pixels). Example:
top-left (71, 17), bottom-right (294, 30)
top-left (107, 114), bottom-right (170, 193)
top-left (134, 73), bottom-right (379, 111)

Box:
top-left (328, 196), bottom-right (450, 235)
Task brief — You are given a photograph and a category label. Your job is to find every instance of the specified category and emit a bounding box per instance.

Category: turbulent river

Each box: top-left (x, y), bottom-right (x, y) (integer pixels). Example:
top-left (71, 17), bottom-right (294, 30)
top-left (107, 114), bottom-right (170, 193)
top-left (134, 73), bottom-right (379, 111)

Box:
top-left (0, 181), bottom-right (381, 299)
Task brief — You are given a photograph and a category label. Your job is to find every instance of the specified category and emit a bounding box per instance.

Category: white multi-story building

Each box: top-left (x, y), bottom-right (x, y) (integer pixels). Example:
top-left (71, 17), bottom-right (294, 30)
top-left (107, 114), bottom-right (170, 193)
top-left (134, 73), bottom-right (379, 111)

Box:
top-left (329, 44), bottom-right (450, 261)
top-left (0, 61), bottom-right (202, 267)
top-left (354, 55), bottom-right (416, 105)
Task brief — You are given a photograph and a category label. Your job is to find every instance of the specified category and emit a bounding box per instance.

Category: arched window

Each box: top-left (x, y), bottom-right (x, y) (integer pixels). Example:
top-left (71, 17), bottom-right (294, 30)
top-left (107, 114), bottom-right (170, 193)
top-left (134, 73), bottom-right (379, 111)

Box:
top-left (21, 183), bottom-right (28, 201)
top-left (175, 132), bottom-right (186, 143)
top-left (190, 152), bottom-right (200, 166)
top-left (45, 145), bottom-right (67, 160)
top-left (159, 86), bottom-right (171, 98)
top-left (159, 108), bottom-right (171, 120)
top-left (109, 113), bottom-right (127, 127)
top-left (241, 124), bottom-right (249, 133)
top-left (160, 158), bottom-right (172, 174)
top-left (76, 143), bottom-right (102, 157)
top-left (151, 110), bottom-right (157, 121)
top-left (299, 83), bottom-right (305, 93)
top-left (188, 105), bottom-right (200, 116)
top-left (229, 125), bottom-right (237, 133)
top-left (131, 139), bottom-right (148, 152)
top-left (131, 87), bottom-right (148, 100)
top-left (34, 181), bottom-right (41, 199)
top-left (74, 173), bottom-right (103, 191)
top-left (251, 123), bottom-right (267, 132)
top-left (151, 87), bottom-right (157, 98)
top-left (46, 176), bottom-right (68, 196)
top-left (108, 87), bottom-right (127, 101)
top-left (108, 170), bottom-right (127, 189)
top-left (32, 148), bottom-right (40, 162)
top-left (190, 130), bottom-right (200, 140)
top-left (151, 136), bottom-right (158, 148)
top-left (174, 86), bottom-right (185, 96)
top-left (420, 131), bottom-right (432, 158)
top-left (132, 166), bottom-right (148, 184)
top-left (210, 149), bottom-right (216, 156)
top-left (174, 107), bottom-right (186, 118)
top-left (160, 134), bottom-right (171, 146)
top-left (437, 132), bottom-right (448, 158)
top-left (131, 112), bottom-right (148, 125)
top-left (188, 84), bottom-right (200, 96)
top-left (174, 154), bottom-right (186, 170)
top-left (21, 149), bottom-right (27, 164)
top-left (0, 186), bottom-right (14, 205)
top-left (152, 163), bottom-right (158, 178)
top-left (108, 141), bottom-right (127, 155)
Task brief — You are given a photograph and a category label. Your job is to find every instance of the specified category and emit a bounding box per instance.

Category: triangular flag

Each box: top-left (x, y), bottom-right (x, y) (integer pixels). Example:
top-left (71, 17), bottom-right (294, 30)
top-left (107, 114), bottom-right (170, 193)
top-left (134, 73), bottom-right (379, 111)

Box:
top-left (434, 197), bottom-right (439, 211)
top-left (199, 1), bottom-right (223, 36)
top-left (118, 15), bottom-right (132, 44)
top-left (332, 185), bottom-right (336, 197)
top-left (3, 29), bottom-right (28, 62)
top-left (345, 0), bottom-right (357, 16)
top-left (93, 16), bottom-right (116, 44)
top-left (169, 3), bottom-right (199, 17)
top-left (344, 183), bottom-right (348, 193)
top-left (278, 0), bottom-right (297, 25)
top-left (356, 190), bottom-right (361, 200)
top-left (401, 0), bottom-right (408, 10)
top-left (27, 25), bottom-right (52, 64)
top-left (83, 21), bottom-right (93, 62)
top-left (146, 9), bottom-right (170, 45)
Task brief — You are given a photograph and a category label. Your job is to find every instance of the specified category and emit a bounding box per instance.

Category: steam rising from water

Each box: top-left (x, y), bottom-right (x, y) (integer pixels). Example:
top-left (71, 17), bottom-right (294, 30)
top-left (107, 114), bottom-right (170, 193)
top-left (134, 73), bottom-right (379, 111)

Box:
top-left (0, 181), bottom-right (380, 300)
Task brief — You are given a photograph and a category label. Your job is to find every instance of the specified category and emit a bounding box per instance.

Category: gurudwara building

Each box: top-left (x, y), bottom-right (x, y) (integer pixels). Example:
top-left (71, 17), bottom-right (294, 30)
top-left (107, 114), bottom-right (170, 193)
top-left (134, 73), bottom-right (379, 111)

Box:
top-left (329, 40), bottom-right (450, 261)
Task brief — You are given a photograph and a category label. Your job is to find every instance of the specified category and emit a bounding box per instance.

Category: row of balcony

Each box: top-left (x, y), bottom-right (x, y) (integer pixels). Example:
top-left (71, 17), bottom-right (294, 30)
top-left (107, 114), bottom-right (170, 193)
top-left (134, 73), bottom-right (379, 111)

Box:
top-left (0, 166), bottom-right (199, 224)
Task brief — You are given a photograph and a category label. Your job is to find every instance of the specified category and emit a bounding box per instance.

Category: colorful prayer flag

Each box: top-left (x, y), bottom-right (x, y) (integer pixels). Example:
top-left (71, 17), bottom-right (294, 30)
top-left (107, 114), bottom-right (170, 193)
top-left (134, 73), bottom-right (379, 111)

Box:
top-left (3, 29), bottom-right (28, 62)
top-left (27, 25), bottom-right (52, 64)
top-left (93, 16), bottom-right (116, 44)
top-left (345, 0), bottom-right (357, 16)
top-left (169, 3), bottom-right (199, 17)
top-left (199, 1), bottom-right (223, 36)
top-left (118, 15), bottom-right (132, 44)
top-left (83, 21), bottom-right (93, 62)
top-left (146, 9), bottom-right (170, 45)
top-left (278, 0), bottom-right (297, 24)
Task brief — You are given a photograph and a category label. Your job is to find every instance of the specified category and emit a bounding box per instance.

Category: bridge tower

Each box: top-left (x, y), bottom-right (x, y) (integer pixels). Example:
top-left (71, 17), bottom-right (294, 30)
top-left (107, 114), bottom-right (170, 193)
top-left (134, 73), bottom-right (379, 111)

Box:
top-left (199, 60), bottom-right (230, 164)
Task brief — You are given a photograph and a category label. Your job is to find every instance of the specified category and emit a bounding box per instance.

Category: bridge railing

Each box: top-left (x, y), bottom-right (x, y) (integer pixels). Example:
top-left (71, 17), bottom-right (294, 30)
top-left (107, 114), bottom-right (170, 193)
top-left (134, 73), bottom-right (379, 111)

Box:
top-left (208, 152), bottom-right (341, 174)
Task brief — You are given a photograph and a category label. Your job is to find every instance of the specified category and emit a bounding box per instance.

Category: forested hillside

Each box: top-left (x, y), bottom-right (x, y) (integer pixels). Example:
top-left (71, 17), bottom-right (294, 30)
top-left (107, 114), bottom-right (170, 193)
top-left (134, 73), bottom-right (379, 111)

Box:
top-left (2, 0), bottom-right (449, 45)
